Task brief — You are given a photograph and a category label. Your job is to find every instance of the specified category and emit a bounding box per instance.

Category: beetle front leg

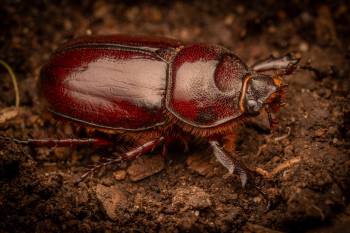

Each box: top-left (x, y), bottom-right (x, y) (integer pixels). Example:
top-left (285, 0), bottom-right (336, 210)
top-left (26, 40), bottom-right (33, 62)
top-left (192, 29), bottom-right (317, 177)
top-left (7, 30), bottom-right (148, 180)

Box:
top-left (209, 140), bottom-right (248, 187)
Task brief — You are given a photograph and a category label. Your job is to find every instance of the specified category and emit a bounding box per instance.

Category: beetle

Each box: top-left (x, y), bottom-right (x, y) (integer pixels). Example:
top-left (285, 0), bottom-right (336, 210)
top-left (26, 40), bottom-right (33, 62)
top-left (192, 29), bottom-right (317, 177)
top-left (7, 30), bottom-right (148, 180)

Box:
top-left (2, 35), bottom-right (299, 186)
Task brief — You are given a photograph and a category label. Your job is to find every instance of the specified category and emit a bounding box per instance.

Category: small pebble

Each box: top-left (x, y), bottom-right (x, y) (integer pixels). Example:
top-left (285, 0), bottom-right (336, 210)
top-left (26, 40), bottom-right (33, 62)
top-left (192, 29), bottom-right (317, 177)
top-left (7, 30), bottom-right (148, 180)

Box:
top-left (85, 29), bottom-right (92, 35)
top-left (299, 42), bottom-right (309, 52)
top-left (91, 155), bottom-right (100, 163)
top-left (127, 154), bottom-right (164, 181)
top-left (268, 26), bottom-right (277, 34)
top-left (113, 170), bottom-right (126, 181)
top-left (186, 153), bottom-right (213, 176)
top-left (333, 138), bottom-right (338, 144)
top-left (315, 128), bottom-right (327, 137)
top-left (224, 14), bottom-right (235, 25)
top-left (271, 156), bottom-right (280, 163)
top-left (172, 186), bottom-right (212, 210)
top-left (284, 145), bottom-right (294, 156)
top-left (95, 184), bottom-right (127, 220)
top-left (253, 196), bottom-right (262, 203)
top-left (328, 126), bottom-right (337, 135)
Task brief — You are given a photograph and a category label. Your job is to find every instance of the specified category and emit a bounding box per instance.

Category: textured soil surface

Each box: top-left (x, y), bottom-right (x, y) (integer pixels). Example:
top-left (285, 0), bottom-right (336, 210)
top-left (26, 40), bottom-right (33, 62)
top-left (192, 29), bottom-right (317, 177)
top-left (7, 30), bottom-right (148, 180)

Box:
top-left (0, 1), bottom-right (349, 232)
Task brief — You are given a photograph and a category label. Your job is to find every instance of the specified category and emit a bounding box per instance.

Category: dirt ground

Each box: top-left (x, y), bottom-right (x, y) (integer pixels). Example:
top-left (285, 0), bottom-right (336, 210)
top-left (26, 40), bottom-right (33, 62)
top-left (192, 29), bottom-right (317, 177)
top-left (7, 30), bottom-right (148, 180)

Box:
top-left (0, 1), bottom-right (349, 232)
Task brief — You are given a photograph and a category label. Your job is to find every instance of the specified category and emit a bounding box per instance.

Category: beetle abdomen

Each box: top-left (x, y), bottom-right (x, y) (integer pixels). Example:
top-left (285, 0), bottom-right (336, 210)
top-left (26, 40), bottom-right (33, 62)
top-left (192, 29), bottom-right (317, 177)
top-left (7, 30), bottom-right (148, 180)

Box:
top-left (40, 38), bottom-right (169, 130)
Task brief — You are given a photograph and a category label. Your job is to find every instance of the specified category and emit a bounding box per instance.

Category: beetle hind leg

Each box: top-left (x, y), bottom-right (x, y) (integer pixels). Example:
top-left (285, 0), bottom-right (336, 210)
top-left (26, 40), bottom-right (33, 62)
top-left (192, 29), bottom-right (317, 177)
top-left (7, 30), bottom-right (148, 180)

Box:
top-left (0, 135), bottom-right (112, 147)
top-left (209, 140), bottom-right (248, 187)
top-left (76, 136), bottom-right (165, 184)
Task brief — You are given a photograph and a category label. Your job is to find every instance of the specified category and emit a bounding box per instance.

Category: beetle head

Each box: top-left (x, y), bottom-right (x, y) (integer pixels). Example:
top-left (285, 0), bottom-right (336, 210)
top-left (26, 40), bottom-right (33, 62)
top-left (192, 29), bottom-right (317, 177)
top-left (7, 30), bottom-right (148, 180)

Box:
top-left (241, 74), bottom-right (285, 118)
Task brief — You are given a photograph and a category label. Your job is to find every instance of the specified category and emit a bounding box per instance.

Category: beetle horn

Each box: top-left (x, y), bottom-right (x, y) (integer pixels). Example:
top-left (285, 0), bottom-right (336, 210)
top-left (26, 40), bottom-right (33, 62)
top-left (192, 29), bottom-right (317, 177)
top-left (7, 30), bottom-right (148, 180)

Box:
top-left (252, 54), bottom-right (300, 75)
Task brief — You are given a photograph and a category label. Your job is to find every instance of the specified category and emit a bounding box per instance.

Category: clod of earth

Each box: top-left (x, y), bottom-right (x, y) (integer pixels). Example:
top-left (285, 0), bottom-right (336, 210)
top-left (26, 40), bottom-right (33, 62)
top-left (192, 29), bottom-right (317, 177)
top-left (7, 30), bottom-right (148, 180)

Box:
top-left (172, 186), bottom-right (212, 211)
top-left (95, 184), bottom-right (127, 220)
top-left (127, 154), bottom-right (165, 181)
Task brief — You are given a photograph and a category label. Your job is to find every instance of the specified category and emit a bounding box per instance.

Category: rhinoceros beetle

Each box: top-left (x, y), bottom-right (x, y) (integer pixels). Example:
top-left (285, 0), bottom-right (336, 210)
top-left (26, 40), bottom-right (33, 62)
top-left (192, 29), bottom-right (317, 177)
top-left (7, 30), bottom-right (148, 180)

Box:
top-left (2, 35), bottom-right (299, 186)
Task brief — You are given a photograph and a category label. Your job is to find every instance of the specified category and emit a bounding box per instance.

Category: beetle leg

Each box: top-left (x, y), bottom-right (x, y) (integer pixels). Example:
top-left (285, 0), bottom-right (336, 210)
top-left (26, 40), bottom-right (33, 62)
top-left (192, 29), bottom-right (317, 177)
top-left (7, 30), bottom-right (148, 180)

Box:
top-left (252, 54), bottom-right (300, 75)
top-left (0, 136), bottom-right (112, 147)
top-left (76, 136), bottom-right (165, 183)
top-left (222, 132), bottom-right (237, 153)
top-left (120, 136), bottom-right (165, 161)
top-left (209, 140), bottom-right (248, 187)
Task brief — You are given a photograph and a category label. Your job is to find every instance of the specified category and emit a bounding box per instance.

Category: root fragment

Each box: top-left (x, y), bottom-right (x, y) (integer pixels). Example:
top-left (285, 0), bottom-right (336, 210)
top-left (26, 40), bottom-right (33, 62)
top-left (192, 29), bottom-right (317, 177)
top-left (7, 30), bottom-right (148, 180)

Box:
top-left (255, 156), bottom-right (301, 179)
top-left (0, 107), bottom-right (19, 124)
top-left (274, 127), bottom-right (291, 142)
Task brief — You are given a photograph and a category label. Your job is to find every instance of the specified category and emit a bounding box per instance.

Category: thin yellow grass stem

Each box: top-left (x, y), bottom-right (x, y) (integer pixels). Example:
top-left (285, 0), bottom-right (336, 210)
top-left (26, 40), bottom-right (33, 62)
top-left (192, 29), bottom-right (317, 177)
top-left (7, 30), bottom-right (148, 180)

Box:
top-left (0, 60), bottom-right (20, 108)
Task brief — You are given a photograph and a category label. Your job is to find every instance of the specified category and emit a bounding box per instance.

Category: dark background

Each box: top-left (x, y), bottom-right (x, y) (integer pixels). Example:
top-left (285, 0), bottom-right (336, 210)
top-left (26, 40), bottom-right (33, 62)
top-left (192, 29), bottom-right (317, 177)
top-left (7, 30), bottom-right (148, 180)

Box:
top-left (0, 1), bottom-right (349, 232)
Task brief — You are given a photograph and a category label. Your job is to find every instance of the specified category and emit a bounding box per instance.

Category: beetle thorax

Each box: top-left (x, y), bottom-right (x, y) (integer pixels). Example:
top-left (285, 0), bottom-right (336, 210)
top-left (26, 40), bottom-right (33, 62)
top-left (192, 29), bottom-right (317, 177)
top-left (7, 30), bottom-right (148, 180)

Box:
top-left (166, 44), bottom-right (248, 128)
